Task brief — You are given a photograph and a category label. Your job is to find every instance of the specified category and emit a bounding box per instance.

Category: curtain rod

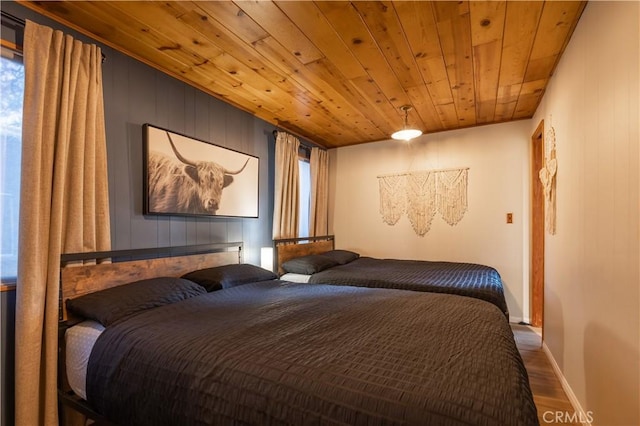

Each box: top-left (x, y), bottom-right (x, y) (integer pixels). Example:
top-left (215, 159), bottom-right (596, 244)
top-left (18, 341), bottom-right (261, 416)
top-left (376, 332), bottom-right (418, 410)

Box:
top-left (273, 130), bottom-right (323, 152)
top-left (1, 11), bottom-right (24, 26)
top-left (1, 10), bottom-right (106, 63)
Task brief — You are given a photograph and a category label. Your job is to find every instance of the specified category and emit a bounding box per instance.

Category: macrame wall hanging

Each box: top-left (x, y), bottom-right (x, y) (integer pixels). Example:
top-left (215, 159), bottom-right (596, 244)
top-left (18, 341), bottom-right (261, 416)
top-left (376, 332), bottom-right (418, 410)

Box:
top-left (378, 168), bottom-right (469, 236)
top-left (539, 122), bottom-right (557, 235)
top-left (379, 174), bottom-right (406, 226)
top-left (406, 171), bottom-right (437, 236)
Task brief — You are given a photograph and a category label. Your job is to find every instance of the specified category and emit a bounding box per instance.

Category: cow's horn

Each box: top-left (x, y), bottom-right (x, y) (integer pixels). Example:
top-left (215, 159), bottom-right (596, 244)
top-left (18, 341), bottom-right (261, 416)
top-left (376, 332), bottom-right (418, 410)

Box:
top-left (166, 132), bottom-right (196, 167)
top-left (225, 158), bottom-right (250, 175)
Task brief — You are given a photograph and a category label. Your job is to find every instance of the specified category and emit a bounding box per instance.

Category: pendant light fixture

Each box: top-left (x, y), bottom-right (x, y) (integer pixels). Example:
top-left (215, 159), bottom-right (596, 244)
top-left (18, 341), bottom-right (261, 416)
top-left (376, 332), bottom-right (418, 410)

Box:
top-left (391, 105), bottom-right (422, 141)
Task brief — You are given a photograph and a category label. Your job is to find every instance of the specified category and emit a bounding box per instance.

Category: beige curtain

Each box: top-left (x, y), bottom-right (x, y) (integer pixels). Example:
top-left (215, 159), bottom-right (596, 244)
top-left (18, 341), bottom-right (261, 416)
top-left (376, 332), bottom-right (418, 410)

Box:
top-left (15, 21), bottom-right (111, 425)
top-left (272, 131), bottom-right (300, 239)
top-left (309, 147), bottom-right (329, 236)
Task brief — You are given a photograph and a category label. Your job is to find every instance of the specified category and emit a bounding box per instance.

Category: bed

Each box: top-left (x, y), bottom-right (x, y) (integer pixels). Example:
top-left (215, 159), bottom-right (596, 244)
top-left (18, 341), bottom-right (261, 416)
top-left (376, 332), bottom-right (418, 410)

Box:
top-left (275, 236), bottom-right (509, 319)
top-left (59, 243), bottom-right (538, 426)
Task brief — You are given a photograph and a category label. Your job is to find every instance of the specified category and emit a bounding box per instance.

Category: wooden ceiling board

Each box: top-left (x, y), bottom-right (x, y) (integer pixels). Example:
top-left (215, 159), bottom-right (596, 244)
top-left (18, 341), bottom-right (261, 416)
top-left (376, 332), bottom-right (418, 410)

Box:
top-left (106, 2), bottom-right (216, 58)
top-left (528, 1), bottom-right (586, 66)
top-left (304, 58), bottom-right (388, 142)
top-left (494, 82), bottom-right (521, 122)
top-left (251, 36), bottom-right (384, 145)
top-left (406, 84), bottom-right (445, 134)
top-left (101, 2), bottom-right (217, 68)
top-left (347, 75), bottom-right (400, 135)
top-left (469, 2), bottom-right (505, 123)
top-left (353, 1), bottom-right (425, 90)
top-left (233, 0), bottom-right (323, 66)
top-left (182, 5), bottom-right (376, 145)
top-left (129, 2), bottom-right (334, 136)
top-left (513, 77), bottom-right (548, 119)
top-left (43, 2), bottom-right (198, 73)
top-left (201, 3), bottom-right (384, 144)
top-left (394, 1), bottom-right (452, 130)
top-left (18, 0), bottom-right (587, 148)
top-left (433, 1), bottom-right (477, 127)
top-left (316, 1), bottom-right (410, 128)
top-left (473, 43), bottom-right (502, 124)
top-left (195, 2), bottom-right (269, 46)
top-left (275, 1), bottom-right (367, 81)
top-left (494, 2), bottom-right (544, 122)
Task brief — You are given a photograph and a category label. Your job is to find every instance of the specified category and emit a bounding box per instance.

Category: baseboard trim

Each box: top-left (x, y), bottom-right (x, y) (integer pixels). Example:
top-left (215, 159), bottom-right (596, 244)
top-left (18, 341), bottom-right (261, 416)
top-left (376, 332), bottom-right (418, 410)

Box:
top-left (541, 342), bottom-right (593, 426)
top-left (509, 316), bottom-right (523, 324)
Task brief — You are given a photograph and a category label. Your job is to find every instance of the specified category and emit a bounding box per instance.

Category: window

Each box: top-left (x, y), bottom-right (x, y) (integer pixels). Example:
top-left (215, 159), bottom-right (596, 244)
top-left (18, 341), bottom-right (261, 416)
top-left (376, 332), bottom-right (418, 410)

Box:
top-left (298, 158), bottom-right (310, 237)
top-left (0, 49), bottom-right (24, 282)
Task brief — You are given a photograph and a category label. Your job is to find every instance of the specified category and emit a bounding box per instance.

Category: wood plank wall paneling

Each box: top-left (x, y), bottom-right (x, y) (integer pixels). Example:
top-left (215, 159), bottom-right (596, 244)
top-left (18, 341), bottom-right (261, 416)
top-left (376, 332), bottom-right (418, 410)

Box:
top-left (102, 32), bottom-right (277, 253)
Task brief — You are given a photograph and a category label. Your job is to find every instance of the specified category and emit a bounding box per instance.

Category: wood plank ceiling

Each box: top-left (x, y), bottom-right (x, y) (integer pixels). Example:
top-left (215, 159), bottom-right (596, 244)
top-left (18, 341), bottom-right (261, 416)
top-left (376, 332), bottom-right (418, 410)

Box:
top-left (20, 1), bottom-right (586, 148)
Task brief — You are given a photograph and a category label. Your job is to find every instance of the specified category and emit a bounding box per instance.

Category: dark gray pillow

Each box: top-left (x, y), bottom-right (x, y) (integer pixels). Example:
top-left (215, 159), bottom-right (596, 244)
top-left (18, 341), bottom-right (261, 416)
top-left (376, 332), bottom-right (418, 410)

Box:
top-left (321, 250), bottom-right (359, 265)
top-left (281, 254), bottom-right (339, 275)
top-left (66, 277), bottom-right (206, 326)
top-left (182, 263), bottom-right (277, 292)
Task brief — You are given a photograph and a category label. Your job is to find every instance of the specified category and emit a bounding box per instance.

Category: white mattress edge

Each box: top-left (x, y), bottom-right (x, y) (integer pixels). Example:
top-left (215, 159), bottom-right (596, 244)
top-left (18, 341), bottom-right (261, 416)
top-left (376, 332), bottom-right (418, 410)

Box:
top-left (65, 320), bottom-right (105, 400)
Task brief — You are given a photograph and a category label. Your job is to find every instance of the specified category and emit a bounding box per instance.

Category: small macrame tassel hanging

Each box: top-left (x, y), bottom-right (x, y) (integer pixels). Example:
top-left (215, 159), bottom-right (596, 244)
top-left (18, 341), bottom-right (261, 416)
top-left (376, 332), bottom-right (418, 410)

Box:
top-left (406, 171), bottom-right (436, 236)
top-left (436, 169), bottom-right (468, 226)
top-left (378, 174), bottom-right (406, 225)
top-left (539, 124), bottom-right (557, 235)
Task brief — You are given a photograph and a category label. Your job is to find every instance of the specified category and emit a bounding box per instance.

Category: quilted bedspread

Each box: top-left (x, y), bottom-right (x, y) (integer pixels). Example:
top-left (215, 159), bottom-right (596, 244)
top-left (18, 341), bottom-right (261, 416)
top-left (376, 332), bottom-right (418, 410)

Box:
top-left (308, 257), bottom-right (509, 318)
top-left (87, 281), bottom-right (536, 425)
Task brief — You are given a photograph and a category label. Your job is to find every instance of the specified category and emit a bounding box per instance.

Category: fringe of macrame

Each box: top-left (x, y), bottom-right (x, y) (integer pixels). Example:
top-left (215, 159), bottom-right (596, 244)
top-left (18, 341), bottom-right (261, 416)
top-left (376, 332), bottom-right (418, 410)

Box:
top-left (378, 174), bottom-right (406, 225)
top-left (406, 172), bottom-right (436, 236)
top-left (377, 168), bottom-right (469, 236)
top-left (436, 169), bottom-right (468, 226)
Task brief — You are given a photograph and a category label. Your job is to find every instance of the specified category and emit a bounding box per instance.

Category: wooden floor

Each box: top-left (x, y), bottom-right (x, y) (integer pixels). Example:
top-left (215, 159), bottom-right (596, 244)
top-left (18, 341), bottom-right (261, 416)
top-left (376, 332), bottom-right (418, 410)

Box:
top-left (511, 324), bottom-right (579, 426)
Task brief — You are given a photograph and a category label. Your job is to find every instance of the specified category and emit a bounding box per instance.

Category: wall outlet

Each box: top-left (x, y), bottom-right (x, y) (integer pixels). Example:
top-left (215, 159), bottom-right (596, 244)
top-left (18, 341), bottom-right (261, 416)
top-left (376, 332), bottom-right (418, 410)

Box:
top-left (507, 213), bottom-right (513, 224)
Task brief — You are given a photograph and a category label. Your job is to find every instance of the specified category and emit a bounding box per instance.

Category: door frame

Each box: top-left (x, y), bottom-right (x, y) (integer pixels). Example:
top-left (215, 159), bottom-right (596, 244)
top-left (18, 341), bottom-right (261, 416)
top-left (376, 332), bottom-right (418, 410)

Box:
top-left (530, 120), bottom-right (545, 330)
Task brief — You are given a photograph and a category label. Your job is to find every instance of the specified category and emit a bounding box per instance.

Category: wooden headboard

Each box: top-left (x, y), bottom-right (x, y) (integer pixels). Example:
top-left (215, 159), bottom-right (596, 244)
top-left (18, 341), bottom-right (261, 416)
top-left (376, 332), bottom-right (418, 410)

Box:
top-left (273, 235), bottom-right (335, 275)
top-left (59, 243), bottom-right (242, 321)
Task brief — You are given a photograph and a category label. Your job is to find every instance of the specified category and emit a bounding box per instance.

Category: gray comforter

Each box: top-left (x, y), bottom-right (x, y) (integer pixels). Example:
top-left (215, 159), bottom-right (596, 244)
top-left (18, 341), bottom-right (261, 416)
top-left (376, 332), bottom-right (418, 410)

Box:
top-left (308, 257), bottom-right (509, 318)
top-left (87, 281), bottom-right (537, 425)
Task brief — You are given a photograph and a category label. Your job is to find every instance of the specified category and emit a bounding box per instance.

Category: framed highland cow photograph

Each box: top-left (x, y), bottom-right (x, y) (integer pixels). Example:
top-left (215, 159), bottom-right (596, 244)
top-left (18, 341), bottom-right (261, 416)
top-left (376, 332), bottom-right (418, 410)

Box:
top-left (143, 124), bottom-right (259, 218)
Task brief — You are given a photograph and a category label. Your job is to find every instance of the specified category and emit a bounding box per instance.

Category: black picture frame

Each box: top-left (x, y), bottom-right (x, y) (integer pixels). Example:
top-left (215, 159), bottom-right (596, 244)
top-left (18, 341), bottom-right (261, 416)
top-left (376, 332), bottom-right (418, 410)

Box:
top-left (143, 124), bottom-right (259, 218)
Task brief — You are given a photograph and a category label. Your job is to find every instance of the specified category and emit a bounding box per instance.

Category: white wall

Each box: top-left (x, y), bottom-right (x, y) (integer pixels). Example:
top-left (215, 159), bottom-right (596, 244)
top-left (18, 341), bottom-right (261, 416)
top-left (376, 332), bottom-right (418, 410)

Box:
top-left (329, 120), bottom-right (531, 322)
top-left (531, 2), bottom-right (639, 425)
